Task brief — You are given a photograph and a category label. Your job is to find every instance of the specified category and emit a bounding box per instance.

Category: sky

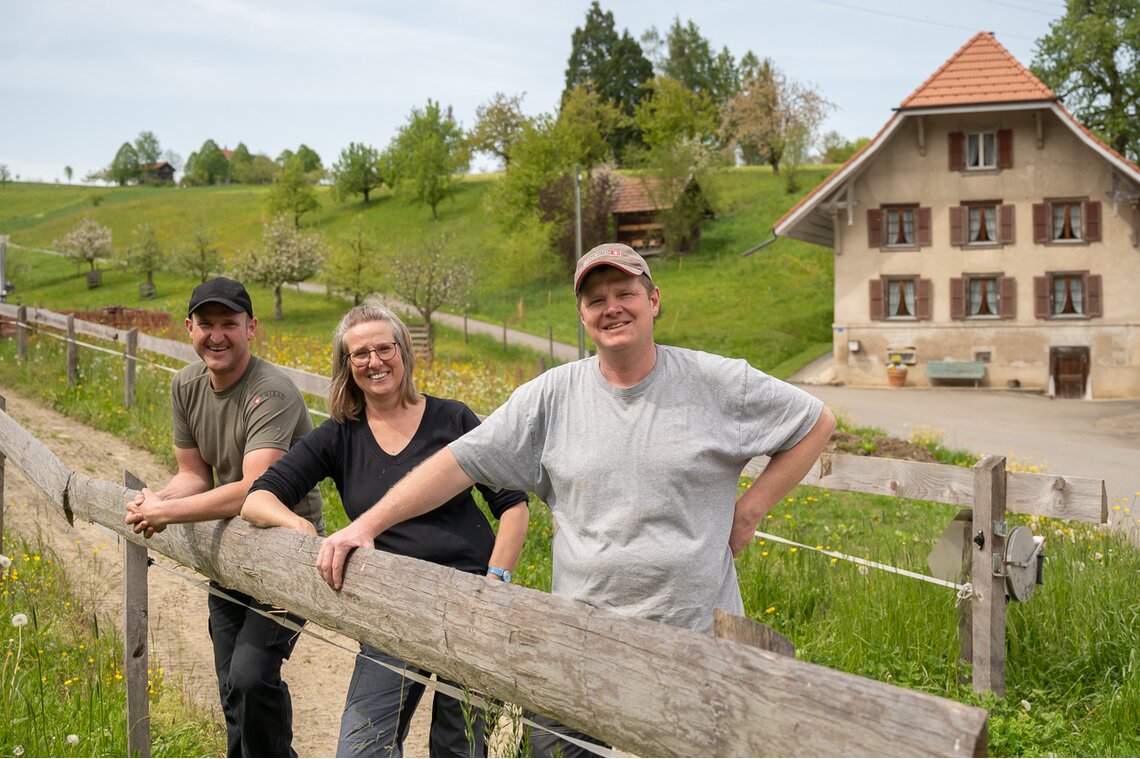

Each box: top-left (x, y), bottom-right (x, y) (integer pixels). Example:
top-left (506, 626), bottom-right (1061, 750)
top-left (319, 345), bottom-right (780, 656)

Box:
top-left (0, 0), bottom-right (1067, 184)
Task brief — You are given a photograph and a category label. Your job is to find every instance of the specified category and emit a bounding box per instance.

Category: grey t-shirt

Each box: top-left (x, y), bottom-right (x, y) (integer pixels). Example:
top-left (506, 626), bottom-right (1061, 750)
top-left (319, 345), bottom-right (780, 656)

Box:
top-left (449, 344), bottom-right (823, 632)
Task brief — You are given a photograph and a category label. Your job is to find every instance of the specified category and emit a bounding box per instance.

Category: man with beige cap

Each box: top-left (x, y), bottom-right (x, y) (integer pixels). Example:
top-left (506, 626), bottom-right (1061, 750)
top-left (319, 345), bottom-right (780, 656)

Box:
top-left (316, 243), bottom-right (835, 755)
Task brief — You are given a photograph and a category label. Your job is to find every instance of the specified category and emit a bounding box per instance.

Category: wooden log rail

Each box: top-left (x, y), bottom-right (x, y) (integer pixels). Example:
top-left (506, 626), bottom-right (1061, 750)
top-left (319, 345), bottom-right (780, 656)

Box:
top-left (0, 406), bottom-right (989, 757)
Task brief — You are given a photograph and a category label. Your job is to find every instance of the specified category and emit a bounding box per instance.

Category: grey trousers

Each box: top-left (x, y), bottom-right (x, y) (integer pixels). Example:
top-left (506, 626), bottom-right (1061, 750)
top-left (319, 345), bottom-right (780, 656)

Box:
top-left (337, 646), bottom-right (486, 758)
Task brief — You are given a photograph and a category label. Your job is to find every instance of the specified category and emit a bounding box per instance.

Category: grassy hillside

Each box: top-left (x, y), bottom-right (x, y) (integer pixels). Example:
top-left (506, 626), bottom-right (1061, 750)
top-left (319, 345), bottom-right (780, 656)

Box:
top-left (0, 167), bottom-right (835, 375)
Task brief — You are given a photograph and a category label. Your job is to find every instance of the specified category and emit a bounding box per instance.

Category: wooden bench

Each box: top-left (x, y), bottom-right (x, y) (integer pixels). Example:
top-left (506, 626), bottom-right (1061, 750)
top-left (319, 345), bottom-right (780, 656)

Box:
top-left (925, 360), bottom-right (986, 387)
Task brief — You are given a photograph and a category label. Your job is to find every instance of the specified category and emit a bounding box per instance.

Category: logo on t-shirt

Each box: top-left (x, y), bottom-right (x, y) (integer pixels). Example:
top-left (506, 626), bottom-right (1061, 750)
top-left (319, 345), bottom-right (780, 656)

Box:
top-left (252, 389), bottom-right (286, 407)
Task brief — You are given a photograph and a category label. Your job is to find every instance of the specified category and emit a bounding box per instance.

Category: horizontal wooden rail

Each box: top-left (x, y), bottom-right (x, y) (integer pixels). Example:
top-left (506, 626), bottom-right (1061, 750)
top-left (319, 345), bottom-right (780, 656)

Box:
top-left (0, 303), bottom-right (329, 397)
top-left (0, 406), bottom-right (988, 757)
top-left (747, 452), bottom-right (1106, 523)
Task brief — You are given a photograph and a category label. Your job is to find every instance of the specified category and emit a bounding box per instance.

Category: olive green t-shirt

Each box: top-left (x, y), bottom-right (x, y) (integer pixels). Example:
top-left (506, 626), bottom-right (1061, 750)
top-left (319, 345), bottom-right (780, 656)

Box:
top-left (171, 354), bottom-right (323, 533)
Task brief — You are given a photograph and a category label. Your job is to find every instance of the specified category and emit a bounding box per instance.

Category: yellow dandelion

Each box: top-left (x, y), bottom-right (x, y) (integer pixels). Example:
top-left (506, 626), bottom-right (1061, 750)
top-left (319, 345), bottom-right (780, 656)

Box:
top-left (765, 606), bottom-right (776, 614)
top-left (761, 551), bottom-right (769, 557)
top-left (790, 547), bottom-right (798, 553)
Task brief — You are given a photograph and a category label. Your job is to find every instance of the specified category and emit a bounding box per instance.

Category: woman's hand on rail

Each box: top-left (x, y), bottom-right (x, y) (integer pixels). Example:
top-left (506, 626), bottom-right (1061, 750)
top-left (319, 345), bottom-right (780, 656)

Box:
top-left (316, 521), bottom-right (377, 591)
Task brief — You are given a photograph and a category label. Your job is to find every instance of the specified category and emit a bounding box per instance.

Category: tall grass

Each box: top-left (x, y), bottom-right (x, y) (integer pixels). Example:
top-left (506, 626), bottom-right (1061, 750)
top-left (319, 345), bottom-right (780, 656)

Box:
top-left (1, 531), bottom-right (224, 756)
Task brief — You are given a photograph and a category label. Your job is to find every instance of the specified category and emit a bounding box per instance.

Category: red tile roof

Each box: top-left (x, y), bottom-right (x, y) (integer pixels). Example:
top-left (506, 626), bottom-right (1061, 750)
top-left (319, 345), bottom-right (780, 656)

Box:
top-left (899, 32), bottom-right (1055, 109)
top-left (611, 175), bottom-right (677, 214)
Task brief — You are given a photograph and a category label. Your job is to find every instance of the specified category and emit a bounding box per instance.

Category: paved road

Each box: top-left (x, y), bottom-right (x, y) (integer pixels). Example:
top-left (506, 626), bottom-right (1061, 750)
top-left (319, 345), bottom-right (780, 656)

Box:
top-left (796, 382), bottom-right (1140, 528)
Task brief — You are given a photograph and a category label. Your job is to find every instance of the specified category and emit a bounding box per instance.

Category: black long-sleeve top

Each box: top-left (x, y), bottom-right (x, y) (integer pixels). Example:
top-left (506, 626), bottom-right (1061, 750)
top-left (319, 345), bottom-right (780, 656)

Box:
top-left (249, 395), bottom-right (527, 573)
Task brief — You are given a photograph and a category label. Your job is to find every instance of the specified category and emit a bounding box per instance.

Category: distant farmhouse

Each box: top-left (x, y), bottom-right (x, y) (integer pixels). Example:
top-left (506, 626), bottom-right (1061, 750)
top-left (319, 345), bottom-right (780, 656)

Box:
top-left (149, 161), bottom-right (175, 183)
top-left (776, 32), bottom-right (1140, 399)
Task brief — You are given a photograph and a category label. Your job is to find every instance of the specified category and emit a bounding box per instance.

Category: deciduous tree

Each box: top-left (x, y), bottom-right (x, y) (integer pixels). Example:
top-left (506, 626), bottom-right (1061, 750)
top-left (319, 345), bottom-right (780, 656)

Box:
top-left (386, 100), bottom-right (469, 220)
top-left (389, 233), bottom-right (471, 345)
top-left (634, 76), bottom-right (719, 152)
top-left (135, 131), bottom-right (162, 183)
top-left (267, 154), bottom-right (320, 227)
top-left (123, 222), bottom-right (164, 290)
top-left (720, 59), bottom-right (832, 176)
top-left (176, 216), bottom-right (222, 283)
top-left (0, 164), bottom-right (10, 185)
top-left (64, 166), bottom-right (73, 183)
top-left (185, 139), bottom-right (230, 185)
top-left (331, 142), bottom-right (385, 203)
top-left (233, 216), bottom-right (327, 320)
top-left (56, 218), bottom-right (112, 274)
top-left (324, 217), bottom-right (382, 305)
top-left (111, 142), bottom-right (140, 186)
top-left (1032, 0), bottom-right (1140, 161)
top-left (468, 92), bottom-right (529, 168)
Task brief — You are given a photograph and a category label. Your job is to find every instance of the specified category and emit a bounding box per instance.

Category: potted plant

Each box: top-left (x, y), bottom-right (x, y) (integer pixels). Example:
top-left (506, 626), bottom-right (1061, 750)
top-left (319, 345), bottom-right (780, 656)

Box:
top-left (886, 355), bottom-right (908, 388)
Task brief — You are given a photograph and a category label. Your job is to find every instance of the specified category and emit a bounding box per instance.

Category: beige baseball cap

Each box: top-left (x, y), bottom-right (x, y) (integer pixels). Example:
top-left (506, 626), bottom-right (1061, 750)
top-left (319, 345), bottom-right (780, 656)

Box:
top-left (573, 243), bottom-right (653, 293)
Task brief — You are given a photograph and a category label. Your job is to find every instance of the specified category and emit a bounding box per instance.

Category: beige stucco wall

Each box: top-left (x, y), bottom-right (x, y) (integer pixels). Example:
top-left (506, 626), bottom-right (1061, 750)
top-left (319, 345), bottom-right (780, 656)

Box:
top-left (830, 108), bottom-right (1140, 397)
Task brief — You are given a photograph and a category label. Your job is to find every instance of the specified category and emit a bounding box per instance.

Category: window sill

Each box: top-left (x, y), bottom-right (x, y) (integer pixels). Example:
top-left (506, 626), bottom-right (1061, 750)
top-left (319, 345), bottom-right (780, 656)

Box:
top-left (881, 245), bottom-right (921, 252)
top-left (965, 315), bottom-right (1003, 320)
top-left (1045, 314), bottom-right (1091, 320)
top-left (963, 242), bottom-right (1004, 249)
top-left (961, 167), bottom-right (1001, 175)
top-left (1045, 239), bottom-right (1090, 246)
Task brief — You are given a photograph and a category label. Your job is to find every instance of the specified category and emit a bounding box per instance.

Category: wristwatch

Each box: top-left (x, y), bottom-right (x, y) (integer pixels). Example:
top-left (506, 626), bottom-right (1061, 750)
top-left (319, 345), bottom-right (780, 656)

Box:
top-left (488, 566), bottom-right (512, 583)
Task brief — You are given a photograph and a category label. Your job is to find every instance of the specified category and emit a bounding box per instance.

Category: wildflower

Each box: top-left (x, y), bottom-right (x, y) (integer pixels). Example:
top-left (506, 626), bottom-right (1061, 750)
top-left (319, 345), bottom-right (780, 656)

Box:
top-left (11, 613), bottom-right (28, 627)
top-left (66, 735), bottom-right (79, 746)
top-left (858, 565), bottom-right (870, 576)
top-left (0, 554), bottom-right (10, 569)
top-left (765, 606), bottom-right (776, 614)
top-left (1020, 699), bottom-right (1031, 712)
top-left (790, 547), bottom-right (798, 553)
top-left (761, 551), bottom-right (769, 557)
top-left (14, 746), bottom-right (24, 756)
top-left (1094, 552), bottom-right (1104, 561)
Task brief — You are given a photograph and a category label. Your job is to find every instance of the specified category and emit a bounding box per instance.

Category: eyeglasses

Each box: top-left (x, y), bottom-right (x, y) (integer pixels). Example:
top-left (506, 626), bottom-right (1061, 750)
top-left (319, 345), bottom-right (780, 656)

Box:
top-left (347, 343), bottom-right (398, 367)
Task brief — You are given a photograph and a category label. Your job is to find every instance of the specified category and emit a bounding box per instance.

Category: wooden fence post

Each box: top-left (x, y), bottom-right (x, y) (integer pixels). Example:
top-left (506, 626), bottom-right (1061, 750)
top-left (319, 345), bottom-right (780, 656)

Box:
top-left (548, 326), bottom-right (554, 364)
top-left (66, 314), bottom-right (78, 386)
top-left (502, 320), bottom-right (508, 349)
top-left (464, 312), bottom-right (468, 344)
top-left (16, 305), bottom-right (27, 361)
top-left (124, 328), bottom-right (138, 409)
top-left (971, 455), bottom-right (1007, 695)
top-left (123, 471), bottom-right (151, 757)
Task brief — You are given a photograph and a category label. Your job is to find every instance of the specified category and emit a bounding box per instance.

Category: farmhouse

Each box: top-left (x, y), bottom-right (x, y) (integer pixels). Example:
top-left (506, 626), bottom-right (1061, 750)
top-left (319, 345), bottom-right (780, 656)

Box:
top-left (775, 32), bottom-right (1140, 398)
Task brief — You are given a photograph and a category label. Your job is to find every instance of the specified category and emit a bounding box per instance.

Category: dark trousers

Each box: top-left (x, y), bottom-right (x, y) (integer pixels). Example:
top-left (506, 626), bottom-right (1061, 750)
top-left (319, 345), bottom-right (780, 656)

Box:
top-left (208, 584), bottom-right (304, 758)
top-left (337, 646), bottom-right (486, 758)
top-left (525, 712), bottom-right (606, 758)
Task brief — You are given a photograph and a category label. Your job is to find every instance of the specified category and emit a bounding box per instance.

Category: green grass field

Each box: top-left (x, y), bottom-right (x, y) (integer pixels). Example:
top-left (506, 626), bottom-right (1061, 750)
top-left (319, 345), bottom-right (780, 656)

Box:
top-left (1, 166), bottom-right (834, 376)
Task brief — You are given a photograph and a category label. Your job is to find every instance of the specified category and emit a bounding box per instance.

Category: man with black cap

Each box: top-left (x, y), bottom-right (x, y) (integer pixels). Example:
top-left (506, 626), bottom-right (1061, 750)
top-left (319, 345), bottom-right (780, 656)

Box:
top-left (126, 276), bottom-right (321, 758)
top-left (315, 244), bottom-right (834, 755)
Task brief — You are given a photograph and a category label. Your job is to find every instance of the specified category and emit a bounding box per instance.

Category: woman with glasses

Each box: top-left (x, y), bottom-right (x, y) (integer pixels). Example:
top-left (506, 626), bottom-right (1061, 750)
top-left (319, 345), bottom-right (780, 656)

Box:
top-left (241, 305), bottom-right (529, 757)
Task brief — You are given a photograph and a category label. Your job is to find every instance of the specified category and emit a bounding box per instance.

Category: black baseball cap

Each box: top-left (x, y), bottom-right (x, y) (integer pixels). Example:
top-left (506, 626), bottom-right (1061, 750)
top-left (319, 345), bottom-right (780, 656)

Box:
top-left (188, 277), bottom-right (254, 318)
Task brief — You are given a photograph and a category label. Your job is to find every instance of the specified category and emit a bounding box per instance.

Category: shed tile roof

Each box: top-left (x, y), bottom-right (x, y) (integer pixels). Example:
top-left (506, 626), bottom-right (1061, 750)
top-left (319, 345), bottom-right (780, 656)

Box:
top-left (899, 32), bottom-right (1055, 109)
top-left (611, 175), bottom-right (676, 214)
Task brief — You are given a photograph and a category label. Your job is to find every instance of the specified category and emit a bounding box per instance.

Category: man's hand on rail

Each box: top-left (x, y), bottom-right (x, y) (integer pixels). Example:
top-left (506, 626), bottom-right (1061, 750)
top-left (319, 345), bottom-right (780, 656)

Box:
top-left (124, 488), bottom-right (168, 539)
top-left (316, 521), bottom-right (376, 591)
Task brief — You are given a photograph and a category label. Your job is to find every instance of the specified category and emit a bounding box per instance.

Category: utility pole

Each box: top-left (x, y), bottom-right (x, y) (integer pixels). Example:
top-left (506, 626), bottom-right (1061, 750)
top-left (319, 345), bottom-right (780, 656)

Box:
top-left (575, 165), bottom-right (585, 359)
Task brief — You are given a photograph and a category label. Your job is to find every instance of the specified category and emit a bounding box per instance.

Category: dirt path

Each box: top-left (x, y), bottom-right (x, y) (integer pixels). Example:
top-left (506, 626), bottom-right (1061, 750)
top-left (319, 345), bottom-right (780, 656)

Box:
top-left (0, 387), bottom-right (434, 757)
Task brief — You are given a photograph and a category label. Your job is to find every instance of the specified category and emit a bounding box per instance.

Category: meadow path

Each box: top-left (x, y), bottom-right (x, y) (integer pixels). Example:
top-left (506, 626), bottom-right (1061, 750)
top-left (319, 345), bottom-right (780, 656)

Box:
top-left (0, 387), bottom-right (436, 756)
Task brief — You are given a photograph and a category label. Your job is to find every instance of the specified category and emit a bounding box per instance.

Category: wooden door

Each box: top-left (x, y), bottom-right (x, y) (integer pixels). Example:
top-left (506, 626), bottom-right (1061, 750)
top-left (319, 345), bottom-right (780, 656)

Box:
top-left (1051, 347), bottom-right (1089, 399)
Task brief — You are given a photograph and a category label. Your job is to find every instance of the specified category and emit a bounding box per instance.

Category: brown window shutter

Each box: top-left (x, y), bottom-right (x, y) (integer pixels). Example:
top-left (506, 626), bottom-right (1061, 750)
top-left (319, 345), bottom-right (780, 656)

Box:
top-left (917, 207), bottom-right (932, 246)
top-left (1033, 203), bottom-right (1049, 243)
top-left (1034, 276), bottom-right (1050, 318)
top-left (916, 278), bottom-right (933, 320)
top-left (949, 277), bottom-right (965, 320)
top-left (949, 206), bottom-right (965, 246)
top-left (1000, 276), bottom-right (1017, 319)
top-left (948, 132), bottom-right (964, 171)
top-left (867, 208), bottom-right (882, 248)
top-left (869, 278), bottom-right (885, 320)
top-left (997, 129), bottom-right (1013, 168)
top-left (999, 204), bottom-right (1015, 244)
top-left (1083, 200), bottom-right (1102, 241)
top-left (1086, 274), bottom-right (1103, 317)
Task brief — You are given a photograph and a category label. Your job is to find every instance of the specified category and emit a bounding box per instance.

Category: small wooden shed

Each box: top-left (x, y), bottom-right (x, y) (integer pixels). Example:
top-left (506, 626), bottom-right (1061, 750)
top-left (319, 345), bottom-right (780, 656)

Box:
top-left (610, 175), bottom-right (708, 253)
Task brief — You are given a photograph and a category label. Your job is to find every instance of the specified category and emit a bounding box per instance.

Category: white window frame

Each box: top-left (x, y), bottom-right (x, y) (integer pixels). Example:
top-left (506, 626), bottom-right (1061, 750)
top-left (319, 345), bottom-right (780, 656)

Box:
top-left (965, 131), bottom-right (997, 170)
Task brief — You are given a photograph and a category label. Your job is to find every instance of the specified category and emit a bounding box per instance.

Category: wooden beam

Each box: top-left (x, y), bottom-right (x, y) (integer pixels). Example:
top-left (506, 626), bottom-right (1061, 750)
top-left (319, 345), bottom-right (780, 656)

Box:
top-left (123, 471), bottom-right (151, 758)
top-left (971, 455), bottom-right (1007, 695)
top-left (747, 453), bottom-right (1105, 523)
top-left (1, 408), bottom-right (988, 758)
